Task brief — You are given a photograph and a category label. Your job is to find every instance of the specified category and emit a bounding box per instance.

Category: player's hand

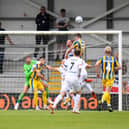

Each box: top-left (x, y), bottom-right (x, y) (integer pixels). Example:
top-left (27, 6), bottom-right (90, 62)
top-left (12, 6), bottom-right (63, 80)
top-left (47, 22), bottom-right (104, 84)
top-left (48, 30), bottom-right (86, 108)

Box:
top-left (46, 65), bottom-right (51, 70)
top-left (97, 73), bottom-right (100, 78)
top-left (44, 77), bottom-right (48, 81)
top-left (87, 65), bottom-right (93, 68)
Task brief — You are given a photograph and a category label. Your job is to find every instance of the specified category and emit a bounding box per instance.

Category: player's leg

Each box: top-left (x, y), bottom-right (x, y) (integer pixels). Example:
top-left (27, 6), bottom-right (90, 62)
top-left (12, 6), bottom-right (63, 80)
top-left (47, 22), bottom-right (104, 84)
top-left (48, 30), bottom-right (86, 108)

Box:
top-left (73, 91), bottom-right (81, 114)
top-left (32, 79), bottom-right (40, 110)
top-left (43, 90), bottom-right (48, 109)
top-left (51, 85), bottom-right (68, 113)
top-left (38, 81), bottom-right (48, 109)
top-left (101, 80), bottom-right (107, 103)
top-left (52, 90), bottom-right (66, 109)
top-left (63, 90), bottom-right (71, 106)
top-left (72, 80), bottom-right (81, 114)
top-left (14, 81), bottom-right (29, 110)
top-left (41, 80), bottom-right (48, 109)
top-left (105, 86), bottom-right (112, 110)
top-left (82, 81), bottom-right (96, 98)
top-left (41, 80), bottom-right (54, 105)
top-left (106, 80), bottom-right (113, 112)
top-left (50, 80), bottom-right (70, 113)
top-left (34, 88), bottom-right (39, 110)
top-left (99, 80), bottom-right (113, 112)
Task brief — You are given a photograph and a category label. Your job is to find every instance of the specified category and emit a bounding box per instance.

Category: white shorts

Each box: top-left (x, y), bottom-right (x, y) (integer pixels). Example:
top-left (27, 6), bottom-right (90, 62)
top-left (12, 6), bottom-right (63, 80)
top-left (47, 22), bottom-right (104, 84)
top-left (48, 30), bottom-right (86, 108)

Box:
top-left (80, 70), bottom-right (88, 82)
top-left (60, 79), bottom-right (67, 92)
top-left (62, 77), bottom-right (81, 92)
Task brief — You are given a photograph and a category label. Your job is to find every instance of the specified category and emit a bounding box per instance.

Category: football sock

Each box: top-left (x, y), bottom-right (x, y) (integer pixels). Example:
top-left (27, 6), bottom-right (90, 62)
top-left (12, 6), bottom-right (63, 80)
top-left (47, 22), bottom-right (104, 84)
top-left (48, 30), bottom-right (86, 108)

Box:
top-left (17, 93), bottom-right (24, 103)
top-left (74, 94), bottom-right (80, 109)
top-left (34, 91), bottom-right (38, 107)
top-left (102, 91), bottom-right (109, 104)
top-left (102, 92), bottom-right (107, 103)
top-left (53, 94), bottom-right (62, 108)
top-left (86, 83), bottom-right (93, 92)
top-left (43, 91), bottom-right (47, 106)
top-left (107, 92), bottom-right (111, 105)
top-left (45, 87), bottom-right (49, 99)
top-left (72, 95), bottom-right (76, 102)
top-left (66, 91), bottom-right (70, 98)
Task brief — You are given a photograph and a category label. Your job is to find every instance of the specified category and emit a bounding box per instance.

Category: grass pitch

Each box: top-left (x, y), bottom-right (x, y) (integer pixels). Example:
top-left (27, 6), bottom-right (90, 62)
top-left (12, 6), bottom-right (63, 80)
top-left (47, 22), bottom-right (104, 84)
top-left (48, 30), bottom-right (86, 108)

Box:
top-left (0, 110), bottom-right (128, 129)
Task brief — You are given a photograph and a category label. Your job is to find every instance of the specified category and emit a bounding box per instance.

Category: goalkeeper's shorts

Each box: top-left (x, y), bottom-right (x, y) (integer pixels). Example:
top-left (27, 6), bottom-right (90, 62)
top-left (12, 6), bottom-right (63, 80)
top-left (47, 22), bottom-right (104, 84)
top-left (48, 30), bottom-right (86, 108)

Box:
top-left (29, 78), bottom-right (44, 91)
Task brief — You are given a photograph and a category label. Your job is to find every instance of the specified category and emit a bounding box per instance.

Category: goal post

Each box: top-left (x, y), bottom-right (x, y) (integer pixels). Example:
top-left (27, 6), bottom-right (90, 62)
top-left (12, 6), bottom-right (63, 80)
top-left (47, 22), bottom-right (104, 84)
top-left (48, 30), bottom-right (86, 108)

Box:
top-left (118, 31), bottom-right (122, 111)
top-left (0, 30), bottom-right (123, 111)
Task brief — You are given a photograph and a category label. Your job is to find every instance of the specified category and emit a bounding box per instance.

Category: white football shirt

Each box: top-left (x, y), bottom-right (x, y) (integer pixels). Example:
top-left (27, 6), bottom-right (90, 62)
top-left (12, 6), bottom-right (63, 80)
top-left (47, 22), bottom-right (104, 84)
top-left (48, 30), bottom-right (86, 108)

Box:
top-left (65, 56), bottom-right (83, 77)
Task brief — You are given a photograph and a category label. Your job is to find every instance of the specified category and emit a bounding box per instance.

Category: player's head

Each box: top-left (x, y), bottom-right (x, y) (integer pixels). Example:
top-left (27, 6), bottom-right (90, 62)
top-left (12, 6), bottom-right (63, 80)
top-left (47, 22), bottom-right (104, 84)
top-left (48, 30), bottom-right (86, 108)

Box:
top-left (74, 33), bottom-right (82, 40)
top-left (74, 48), bottom-right (81, 57)
top-left (40, 56), bottom-right (45, 65)
top-left (25, 56), bottom-right (31, 64)
top-left (40, 6), bottom-right (46, 14)
top-left (104, 46), bottom-right (112, 56)
top-left (66, 39), bottom-right (73, 48)
top-left (60, 8), bottom-right (66, 17)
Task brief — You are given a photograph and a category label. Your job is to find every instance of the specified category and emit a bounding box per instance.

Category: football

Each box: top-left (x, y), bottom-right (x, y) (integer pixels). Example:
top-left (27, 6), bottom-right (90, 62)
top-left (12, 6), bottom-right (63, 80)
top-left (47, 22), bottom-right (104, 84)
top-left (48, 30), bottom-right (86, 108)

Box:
top-left (75, 16), bottom-right (83, 24)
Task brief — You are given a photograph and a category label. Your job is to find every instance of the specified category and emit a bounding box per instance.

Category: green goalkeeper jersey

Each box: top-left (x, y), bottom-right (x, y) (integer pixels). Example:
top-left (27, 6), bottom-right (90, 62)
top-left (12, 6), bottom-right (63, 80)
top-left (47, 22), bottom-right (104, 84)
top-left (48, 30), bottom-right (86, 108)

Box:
top-left (24, 60), bottom-right (37, 86)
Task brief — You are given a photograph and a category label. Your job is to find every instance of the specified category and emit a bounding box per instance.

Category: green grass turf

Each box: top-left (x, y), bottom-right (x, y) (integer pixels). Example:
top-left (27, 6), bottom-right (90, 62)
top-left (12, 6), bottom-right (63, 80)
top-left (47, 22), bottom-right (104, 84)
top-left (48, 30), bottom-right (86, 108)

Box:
top-left (0, 110), bottom-right (129, 129)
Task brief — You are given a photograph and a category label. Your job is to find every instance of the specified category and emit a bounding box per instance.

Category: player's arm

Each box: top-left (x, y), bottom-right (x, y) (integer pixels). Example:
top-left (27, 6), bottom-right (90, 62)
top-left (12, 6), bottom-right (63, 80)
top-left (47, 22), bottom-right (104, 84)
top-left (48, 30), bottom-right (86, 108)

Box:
top-left (65, 47), bottom-right (73, 59)
top-left (31, 60), bottom-right (38, 64)
top-left (114, 58), bottom-right (121, 71)
top-left (86, 64), bottom-right (93, 69)
top-left (47, 65), bottom-right (59, 71)
top-left (95, 58), bottom-right (102, 78)
top-left (43, 64), bottom-right (59, 72)
top-left (36, 70), bottom-right (44, 80)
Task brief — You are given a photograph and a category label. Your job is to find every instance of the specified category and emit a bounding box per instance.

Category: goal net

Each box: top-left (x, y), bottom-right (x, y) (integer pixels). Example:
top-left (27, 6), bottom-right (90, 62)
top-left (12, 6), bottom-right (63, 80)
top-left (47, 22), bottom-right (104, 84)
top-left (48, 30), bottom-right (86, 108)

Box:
top-left (0, 30), bottom-right (124, 111)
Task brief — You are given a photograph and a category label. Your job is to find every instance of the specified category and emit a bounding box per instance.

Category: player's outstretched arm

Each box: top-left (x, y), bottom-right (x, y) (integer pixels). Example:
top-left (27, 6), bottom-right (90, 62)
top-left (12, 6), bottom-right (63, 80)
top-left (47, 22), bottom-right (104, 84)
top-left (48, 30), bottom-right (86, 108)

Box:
top-left (86, 64), bottom-right (93, 69)
top-left (47, 65), bottom-right (59, 72)
top-left (114, 58), bottom-right (122, 71)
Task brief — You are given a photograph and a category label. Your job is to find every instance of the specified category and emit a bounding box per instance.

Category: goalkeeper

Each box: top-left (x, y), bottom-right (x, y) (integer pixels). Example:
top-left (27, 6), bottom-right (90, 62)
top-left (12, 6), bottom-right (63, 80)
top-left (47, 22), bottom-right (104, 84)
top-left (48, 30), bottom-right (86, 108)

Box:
top-left (14, 56), bottom-right (37, 110)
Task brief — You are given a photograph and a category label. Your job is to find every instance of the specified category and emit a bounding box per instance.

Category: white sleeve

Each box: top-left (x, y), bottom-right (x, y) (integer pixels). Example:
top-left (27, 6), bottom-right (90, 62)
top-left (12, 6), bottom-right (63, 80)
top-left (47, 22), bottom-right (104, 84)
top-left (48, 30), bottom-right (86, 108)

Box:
top-left (78, 60), bottom-right (83, 69)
